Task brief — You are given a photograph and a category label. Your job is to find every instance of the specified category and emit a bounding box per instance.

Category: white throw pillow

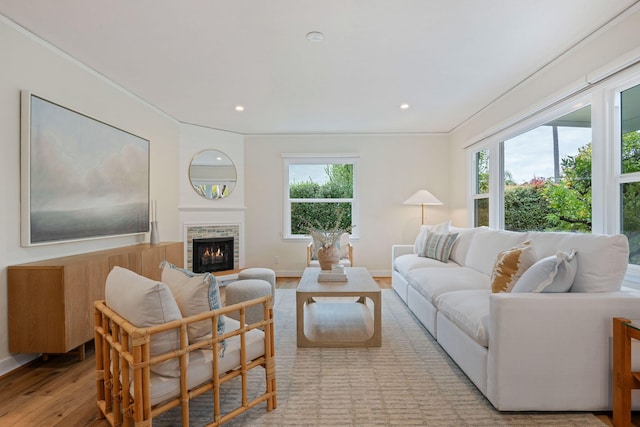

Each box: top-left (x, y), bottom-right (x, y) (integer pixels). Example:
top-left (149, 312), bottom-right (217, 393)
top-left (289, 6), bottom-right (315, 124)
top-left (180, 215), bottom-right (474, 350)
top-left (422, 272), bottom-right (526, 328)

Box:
top-left (413, 220), bottom-right (451, 254)
top-left (449, 226), bottom-right (481, 266)
top-left (160, 261), bottom-right (225, 344)
top-left (105, 266), bottom-right (183, 377)
top-left (511, 249), bottom-right (578, 293)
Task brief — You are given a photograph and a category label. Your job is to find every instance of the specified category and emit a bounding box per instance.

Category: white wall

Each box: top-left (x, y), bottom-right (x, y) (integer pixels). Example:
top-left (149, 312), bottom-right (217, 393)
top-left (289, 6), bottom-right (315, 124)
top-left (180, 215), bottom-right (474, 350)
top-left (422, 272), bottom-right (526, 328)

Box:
top-left (177, 123), bottom-right (246, 265)
top-left (448, 5), bottom-right (640, 225)
top-left (0, 18), bottom-right (181, 374)
top-left (244, 133), bottom-right (450, 276)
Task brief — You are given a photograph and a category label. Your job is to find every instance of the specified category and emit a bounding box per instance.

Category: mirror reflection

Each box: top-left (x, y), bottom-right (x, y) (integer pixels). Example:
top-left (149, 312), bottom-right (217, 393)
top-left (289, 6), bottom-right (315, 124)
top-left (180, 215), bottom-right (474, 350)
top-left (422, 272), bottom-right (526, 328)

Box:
top-left (189, 150), bottom-right (237, 199)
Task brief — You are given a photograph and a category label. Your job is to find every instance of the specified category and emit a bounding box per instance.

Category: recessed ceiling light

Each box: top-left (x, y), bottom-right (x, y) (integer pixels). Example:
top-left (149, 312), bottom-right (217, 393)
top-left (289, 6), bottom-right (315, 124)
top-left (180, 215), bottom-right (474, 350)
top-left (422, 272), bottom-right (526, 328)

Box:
top-left (306, 31), bottom-right (324, 42)
top-left (400, 103), bottom-right (410, 110)
top-left (235, 105), bottom-right (244, 112)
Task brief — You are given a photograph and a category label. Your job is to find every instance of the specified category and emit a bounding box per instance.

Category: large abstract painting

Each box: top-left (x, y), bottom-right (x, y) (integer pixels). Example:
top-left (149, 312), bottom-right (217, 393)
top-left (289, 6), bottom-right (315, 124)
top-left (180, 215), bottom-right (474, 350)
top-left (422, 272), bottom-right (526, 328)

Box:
top-left (21, 92), bottom-right (150, 246)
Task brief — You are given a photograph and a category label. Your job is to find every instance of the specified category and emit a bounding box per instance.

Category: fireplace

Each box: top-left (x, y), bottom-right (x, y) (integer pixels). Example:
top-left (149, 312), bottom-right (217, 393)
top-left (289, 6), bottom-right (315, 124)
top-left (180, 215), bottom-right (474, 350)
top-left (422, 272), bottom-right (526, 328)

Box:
top-left (192, 237), bottom-right (234, 273)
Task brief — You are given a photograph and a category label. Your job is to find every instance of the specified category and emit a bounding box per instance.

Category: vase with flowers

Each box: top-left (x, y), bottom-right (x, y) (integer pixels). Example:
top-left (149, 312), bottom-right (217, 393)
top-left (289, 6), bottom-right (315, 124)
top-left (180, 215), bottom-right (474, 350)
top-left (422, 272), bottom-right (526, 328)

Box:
top-left (303, 210), bottom-right (355, 270)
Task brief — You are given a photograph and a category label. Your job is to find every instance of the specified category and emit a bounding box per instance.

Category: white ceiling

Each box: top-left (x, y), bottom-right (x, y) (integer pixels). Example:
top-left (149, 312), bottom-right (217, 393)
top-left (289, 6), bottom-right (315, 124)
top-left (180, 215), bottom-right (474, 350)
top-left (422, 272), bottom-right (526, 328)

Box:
top-left (1, 1), bottom-right (638, 135)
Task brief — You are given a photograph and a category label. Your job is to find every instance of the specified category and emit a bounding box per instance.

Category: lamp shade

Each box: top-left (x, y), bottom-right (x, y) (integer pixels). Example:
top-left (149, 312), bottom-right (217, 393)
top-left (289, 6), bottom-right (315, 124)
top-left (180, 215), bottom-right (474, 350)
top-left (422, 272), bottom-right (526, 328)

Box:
top-left (403, 189), bottom-right (443, 206)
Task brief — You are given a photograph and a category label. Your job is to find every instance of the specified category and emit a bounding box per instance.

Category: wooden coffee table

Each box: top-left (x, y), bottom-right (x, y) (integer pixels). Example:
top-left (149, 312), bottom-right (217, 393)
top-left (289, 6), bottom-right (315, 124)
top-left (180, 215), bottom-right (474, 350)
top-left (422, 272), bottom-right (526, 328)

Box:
top-left (296, 267), bottom-right (382, 348)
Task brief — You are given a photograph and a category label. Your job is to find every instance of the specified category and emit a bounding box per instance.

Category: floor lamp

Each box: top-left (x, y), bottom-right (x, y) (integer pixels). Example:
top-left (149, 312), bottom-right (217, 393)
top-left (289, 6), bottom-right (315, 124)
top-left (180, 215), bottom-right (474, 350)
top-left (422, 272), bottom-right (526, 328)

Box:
top-left (404, 189), bottom-right (443, 225)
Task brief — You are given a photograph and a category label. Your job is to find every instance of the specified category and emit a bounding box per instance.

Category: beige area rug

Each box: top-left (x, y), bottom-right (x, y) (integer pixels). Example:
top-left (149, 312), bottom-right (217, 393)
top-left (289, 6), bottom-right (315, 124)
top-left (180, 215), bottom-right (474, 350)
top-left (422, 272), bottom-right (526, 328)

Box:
top-left (155, 289), bottom-right (605, 426)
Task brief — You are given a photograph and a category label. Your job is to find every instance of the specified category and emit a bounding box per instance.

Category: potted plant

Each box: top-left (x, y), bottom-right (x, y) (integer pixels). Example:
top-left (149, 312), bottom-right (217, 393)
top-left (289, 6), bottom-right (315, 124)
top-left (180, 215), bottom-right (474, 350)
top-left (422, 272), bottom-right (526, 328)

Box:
top-left (303, 210), bottom-right (355, 270)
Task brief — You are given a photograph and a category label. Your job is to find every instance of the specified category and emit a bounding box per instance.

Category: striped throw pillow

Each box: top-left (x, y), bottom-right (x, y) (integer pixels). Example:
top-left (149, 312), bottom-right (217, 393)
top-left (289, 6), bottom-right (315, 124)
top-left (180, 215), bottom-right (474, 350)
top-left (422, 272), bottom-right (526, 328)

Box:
top-left (420, 232), bottom-right (459, 262)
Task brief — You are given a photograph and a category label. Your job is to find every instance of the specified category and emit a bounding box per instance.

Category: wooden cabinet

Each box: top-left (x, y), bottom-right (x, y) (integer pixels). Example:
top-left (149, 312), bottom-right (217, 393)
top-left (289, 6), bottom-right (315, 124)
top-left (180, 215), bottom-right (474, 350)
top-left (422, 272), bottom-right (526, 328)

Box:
top-left (8, 242), bottom-right (183, 357)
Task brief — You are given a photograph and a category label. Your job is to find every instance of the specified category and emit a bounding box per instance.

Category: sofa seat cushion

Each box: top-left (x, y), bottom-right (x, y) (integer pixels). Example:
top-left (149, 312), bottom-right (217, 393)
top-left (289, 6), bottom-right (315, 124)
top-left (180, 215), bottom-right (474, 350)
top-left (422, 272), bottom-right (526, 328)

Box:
top-left (435, 290), bottom-right (491, 348)
top-left (394, 253), bottom-right (459, 277)
top-left (143, 316), bottom-right (266, 406)
top-left (406, 266), bottom-right (490, 304)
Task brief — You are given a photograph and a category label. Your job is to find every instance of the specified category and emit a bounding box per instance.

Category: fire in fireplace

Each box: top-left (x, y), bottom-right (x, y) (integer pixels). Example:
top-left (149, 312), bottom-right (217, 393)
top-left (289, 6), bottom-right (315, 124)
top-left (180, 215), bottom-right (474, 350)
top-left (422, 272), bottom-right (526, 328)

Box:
top-left (192, 237), bottom-right (234, 273)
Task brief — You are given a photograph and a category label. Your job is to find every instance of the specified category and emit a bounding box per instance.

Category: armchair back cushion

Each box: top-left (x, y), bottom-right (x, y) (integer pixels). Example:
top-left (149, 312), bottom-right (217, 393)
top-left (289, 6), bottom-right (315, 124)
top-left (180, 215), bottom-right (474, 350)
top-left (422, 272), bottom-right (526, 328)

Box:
top-left (160, 261), bottom-right (224, 343)
top-left (105, 266), bottom-right (183, 377)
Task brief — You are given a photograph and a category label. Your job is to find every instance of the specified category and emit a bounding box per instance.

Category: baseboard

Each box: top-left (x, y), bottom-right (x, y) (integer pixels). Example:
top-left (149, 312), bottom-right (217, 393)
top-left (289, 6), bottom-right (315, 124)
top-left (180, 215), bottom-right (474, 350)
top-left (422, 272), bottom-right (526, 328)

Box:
top-left (0, 353), bottom-right (39, 378)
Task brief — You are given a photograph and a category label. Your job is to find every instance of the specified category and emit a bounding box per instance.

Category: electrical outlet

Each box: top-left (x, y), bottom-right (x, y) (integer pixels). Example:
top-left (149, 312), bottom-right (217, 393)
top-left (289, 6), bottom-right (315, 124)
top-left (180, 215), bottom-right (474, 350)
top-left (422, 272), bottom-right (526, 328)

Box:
top-left (274, 256), bottom-right (280, 264)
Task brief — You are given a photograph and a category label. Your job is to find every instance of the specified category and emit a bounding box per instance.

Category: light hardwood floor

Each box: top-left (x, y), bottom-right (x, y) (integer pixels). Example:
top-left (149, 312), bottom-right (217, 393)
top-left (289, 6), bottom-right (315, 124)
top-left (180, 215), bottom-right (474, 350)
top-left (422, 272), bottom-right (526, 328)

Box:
top-left (0, 277), bottom-right (627, 426)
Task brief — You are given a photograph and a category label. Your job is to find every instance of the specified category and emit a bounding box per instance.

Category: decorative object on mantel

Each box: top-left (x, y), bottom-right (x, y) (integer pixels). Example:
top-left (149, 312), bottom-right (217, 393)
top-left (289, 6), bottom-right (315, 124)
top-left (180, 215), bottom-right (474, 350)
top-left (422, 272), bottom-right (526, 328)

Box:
top-left (150, 200), bottom-right (159, 245)
top-left (303, 209), bottom-right (355, 271)
top-left (403, 189), bottom-right (443, 225)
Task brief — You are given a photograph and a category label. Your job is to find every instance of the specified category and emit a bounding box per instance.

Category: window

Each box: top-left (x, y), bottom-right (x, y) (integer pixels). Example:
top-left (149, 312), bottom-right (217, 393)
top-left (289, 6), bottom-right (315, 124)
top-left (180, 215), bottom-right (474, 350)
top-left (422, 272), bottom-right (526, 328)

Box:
top-left (502, 106), bottom-right (592, 232)
top-left (473, 148), bottom-right (489, 227)
top-left (283, 155), bottom-right (358, 239)
top-left (620, 83), bottom-right (640, 265)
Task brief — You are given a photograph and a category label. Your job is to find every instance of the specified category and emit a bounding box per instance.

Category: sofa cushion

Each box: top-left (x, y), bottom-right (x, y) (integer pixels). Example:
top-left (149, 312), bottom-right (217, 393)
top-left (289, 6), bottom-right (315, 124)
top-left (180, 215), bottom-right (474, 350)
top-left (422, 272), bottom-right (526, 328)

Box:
top-left (419, 232), bottom-right (459, 262)
top-left (449, 226), bottom-right (480, 266)
top-left (105, 266), bottom-right (183, 377)
top-left (511, 249), bottom-right (578, 293)
top-left (435, 290), bottom-right (491, 347)
top-left (160, 261), bottom-right (225, 344)
top-left (465, 228), bottom-right (528, 276)
top-left (406, 266), bottom-right (490, 304)
top-left (490, 241), bottom-right (537, 293)
top-left (394, 254), bottom-right (460, 277)
top-left (526, 231), bottom-right (629, 292)
top-left (414, 221), bottom-right (451, 254)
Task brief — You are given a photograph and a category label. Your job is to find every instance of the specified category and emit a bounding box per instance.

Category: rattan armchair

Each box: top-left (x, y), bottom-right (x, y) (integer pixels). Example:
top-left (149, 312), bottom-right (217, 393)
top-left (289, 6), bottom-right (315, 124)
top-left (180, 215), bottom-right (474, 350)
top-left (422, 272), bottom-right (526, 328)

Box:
top-left (94, 293), bottom-right (276, 426)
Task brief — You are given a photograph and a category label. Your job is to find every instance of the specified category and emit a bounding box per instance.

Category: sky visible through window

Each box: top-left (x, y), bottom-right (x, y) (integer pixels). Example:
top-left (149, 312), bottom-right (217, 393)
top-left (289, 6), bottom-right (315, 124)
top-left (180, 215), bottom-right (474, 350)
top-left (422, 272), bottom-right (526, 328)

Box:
top-left (504, 126), bottom-right (591, 184)
top-left (289, 164), bottom-right (330, 185)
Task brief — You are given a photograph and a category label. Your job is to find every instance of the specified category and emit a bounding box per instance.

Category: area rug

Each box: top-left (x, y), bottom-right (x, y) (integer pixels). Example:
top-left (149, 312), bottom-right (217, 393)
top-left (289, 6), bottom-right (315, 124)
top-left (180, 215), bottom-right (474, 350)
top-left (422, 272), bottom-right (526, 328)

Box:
top-left (155, 289), bottom-right (605, 426)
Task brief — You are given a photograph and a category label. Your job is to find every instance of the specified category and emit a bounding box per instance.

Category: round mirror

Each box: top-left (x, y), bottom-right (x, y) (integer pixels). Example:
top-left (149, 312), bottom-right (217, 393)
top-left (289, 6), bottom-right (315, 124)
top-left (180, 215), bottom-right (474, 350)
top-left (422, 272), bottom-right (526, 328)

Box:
top-left (189, 150), bottom-right (237, 199)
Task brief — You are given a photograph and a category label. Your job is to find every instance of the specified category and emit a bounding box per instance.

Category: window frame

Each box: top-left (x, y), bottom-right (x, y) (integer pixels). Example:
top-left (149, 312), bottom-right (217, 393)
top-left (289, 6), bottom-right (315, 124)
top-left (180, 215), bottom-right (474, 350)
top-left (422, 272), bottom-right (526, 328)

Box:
top-left (281, 153), bottom-right (359, 240)
top-left (610, 75), bottom-right (640, 276)
top-left (465, 61), bottom-right (640, 285)
top-left (469, 147), bottom-right (490, 227)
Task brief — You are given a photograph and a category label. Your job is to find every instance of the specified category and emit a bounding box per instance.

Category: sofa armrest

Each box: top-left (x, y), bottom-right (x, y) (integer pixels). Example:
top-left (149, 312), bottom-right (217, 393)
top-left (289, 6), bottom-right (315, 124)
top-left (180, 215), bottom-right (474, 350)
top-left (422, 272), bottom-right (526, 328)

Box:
top-left (392, 245), bottom-right (413, 261)
top-left (487, 289), bottom-right (640, 411)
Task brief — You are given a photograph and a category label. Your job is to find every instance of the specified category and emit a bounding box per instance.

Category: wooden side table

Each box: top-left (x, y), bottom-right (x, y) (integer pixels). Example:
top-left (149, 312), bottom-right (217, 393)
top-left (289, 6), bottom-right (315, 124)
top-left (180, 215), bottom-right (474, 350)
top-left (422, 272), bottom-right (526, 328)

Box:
top-left (612, 317), bottom-right (640, 427)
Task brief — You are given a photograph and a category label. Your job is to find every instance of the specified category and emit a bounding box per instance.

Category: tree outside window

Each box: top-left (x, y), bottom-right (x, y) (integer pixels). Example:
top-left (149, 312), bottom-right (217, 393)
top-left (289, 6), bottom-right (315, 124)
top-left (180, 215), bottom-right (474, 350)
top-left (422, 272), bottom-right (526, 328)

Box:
top-left (502, 106), bottom-right (592, 233)
top-left (284, 158), bottom-right (357, 238)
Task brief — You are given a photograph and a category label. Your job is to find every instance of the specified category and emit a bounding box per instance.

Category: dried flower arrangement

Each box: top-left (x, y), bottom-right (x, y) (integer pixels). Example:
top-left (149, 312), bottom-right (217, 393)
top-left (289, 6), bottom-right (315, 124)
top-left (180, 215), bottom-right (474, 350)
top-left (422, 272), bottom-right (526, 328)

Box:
top-left (302, 210), bottom-right (355, 249)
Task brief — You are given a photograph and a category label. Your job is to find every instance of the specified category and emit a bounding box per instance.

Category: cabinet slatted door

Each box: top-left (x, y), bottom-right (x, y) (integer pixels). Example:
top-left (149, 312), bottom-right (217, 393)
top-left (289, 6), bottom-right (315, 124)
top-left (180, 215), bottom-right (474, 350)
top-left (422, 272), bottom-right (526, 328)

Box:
top-left (8, 242), bottom-right (183, 357)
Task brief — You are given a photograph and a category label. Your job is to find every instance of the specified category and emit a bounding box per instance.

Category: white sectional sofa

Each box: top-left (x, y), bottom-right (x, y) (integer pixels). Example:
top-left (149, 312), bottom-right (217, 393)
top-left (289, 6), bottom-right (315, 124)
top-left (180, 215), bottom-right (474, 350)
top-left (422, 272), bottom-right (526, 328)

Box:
top-left (392, 225), bottom-right (640, 411)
